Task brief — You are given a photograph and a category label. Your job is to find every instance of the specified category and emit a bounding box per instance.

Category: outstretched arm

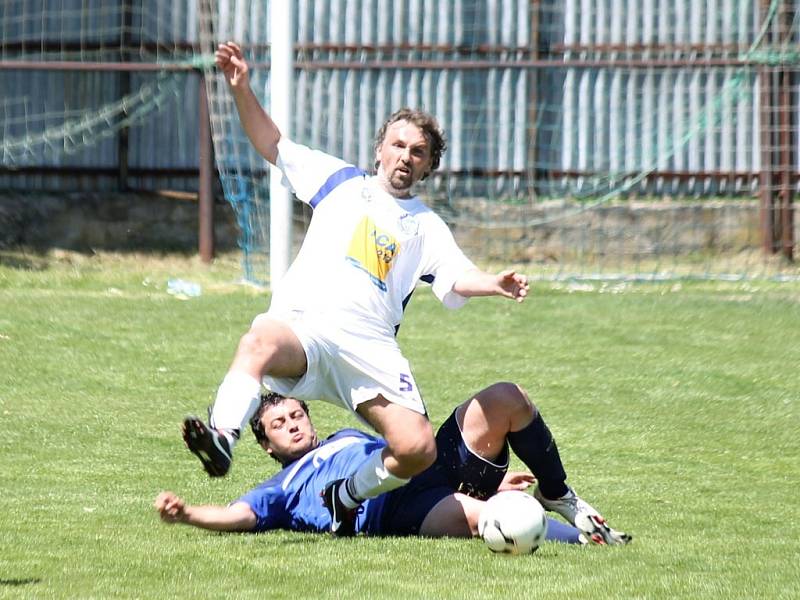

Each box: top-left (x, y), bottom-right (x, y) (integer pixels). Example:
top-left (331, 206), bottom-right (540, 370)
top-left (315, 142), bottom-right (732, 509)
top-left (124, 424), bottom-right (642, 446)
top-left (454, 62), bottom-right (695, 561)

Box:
top-left (215, 41), bottom-right (282, 164)
top-left (154, 491), bottom-right (256, 532)
top-left (452, 269), bottom-right (529, 303)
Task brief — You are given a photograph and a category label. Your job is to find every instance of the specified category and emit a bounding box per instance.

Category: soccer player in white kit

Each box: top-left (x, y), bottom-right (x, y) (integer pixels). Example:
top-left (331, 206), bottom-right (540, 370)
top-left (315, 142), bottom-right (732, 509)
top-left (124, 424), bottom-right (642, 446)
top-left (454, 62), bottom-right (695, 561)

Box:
top-left (183, 41), bottom-right (529, 535)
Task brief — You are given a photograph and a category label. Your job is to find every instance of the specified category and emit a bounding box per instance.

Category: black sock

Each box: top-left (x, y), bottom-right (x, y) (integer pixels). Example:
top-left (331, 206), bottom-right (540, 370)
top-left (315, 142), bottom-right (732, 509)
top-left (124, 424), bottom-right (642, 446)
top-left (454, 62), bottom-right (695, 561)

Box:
top-left (506, 413), bottom-right (569, 500)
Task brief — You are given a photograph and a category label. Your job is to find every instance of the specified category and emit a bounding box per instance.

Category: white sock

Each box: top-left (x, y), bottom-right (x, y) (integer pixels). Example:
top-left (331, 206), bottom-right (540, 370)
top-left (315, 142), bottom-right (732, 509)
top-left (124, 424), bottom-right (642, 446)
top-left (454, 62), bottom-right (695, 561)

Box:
top-left (208, 371), bottom-right (263, 448)
top-left (338, 449), bottom-right (410, 508)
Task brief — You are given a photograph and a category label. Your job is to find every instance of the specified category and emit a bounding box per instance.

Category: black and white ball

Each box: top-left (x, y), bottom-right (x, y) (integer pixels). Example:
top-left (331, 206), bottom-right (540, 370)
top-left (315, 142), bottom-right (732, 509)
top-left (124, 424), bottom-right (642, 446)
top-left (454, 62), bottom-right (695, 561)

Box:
top-left (478, 491), bottom-right (548, 554)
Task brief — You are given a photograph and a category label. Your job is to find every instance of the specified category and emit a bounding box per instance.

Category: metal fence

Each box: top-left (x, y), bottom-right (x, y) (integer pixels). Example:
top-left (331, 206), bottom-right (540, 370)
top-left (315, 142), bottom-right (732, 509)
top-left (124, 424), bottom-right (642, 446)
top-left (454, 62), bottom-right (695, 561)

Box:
top-left (0, 0), bottom-right (201, 191)
top-left (1, 0), bottom-right (797, 266)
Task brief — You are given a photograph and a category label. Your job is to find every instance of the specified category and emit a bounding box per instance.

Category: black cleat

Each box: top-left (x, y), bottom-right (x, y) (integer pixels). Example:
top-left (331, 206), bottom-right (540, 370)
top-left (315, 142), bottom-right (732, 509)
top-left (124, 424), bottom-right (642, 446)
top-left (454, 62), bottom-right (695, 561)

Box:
top-left (321, 479), bottom-right (360, 536)
top-left (182, 416), bottom-right (233, 477)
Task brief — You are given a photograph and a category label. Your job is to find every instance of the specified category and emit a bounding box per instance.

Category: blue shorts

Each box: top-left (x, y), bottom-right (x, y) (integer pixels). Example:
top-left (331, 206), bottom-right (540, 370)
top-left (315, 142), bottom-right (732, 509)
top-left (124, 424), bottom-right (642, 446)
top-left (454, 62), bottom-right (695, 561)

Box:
top-left (379, 409), bottom-right (509, 536)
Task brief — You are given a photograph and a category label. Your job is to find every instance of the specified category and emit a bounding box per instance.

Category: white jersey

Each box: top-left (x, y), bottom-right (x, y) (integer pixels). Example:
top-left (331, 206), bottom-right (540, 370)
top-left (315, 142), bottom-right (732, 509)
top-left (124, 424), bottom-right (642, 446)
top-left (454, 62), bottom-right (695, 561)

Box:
top-left (269, 137), bottom-right (476, 336)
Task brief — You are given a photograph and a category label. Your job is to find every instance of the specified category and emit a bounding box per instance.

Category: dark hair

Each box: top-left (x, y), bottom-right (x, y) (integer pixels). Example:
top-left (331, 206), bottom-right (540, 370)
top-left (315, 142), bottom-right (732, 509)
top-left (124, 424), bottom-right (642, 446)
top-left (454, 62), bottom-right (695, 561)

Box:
top-left (249, 391), bottom-right (311, 447)
top-left (373, 108), bottom-right (447, 179)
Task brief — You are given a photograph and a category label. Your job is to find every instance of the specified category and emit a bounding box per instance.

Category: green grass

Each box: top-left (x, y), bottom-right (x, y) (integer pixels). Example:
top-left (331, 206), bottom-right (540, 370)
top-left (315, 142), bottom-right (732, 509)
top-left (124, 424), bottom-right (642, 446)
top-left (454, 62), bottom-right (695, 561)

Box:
top-left (1, 250), bottom-right (799, 599)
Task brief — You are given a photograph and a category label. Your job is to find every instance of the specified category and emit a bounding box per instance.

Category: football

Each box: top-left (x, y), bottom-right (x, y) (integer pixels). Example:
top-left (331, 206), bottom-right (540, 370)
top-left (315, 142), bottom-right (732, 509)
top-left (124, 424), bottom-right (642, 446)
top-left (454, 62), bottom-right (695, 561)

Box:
top-left (478, 491), bottom-right (548, 554)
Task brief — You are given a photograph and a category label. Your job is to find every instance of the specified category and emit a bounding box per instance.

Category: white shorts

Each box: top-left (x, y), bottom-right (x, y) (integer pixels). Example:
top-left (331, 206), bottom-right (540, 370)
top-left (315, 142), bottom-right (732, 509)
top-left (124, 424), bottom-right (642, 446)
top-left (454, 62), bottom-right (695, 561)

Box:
top-left (254, 310), bottom-right (428, 424)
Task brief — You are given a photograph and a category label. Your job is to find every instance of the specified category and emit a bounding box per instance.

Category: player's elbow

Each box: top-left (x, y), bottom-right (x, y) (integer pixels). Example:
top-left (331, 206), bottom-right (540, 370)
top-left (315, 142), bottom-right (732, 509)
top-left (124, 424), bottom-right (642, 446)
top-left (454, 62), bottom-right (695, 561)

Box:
top-left (260, 124), bottom-right (282, 164)
top-left (261, 139), bottom-right (280, 165)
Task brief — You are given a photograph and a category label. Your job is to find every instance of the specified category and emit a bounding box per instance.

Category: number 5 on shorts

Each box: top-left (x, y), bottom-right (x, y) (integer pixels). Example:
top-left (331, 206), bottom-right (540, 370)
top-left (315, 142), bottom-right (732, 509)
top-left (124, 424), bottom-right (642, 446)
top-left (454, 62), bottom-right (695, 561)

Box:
top-left (399, 373), bottom-right (414, 392)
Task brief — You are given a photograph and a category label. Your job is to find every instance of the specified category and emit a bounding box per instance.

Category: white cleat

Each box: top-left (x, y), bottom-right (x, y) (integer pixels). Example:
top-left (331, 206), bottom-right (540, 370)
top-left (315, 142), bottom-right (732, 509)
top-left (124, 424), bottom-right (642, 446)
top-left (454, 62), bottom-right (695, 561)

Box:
top-left (574, 513), bottom-right (632, 546)
top-left (534, 486), bottom-right (632, 546)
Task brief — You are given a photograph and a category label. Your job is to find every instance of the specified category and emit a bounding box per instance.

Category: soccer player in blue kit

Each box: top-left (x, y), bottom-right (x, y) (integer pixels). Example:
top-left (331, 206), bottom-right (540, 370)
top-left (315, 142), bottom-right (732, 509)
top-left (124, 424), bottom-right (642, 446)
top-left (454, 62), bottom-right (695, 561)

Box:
top-left (160, 382), bottom-right (630, 545)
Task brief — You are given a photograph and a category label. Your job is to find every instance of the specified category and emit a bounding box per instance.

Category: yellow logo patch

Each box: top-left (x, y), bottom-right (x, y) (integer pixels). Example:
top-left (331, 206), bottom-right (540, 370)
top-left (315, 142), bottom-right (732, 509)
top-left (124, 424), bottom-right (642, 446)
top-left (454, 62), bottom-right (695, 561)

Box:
top-left (345, 216), bottom-right (400, 291)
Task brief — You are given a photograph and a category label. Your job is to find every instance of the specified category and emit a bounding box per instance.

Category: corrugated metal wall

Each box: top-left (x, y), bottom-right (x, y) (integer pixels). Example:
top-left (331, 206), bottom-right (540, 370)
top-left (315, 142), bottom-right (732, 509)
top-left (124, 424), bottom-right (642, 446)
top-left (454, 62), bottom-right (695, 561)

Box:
top-left (296, 0), bottom-right (780, 196)
top-left (549, 0), bottom-right (768, 197)
top-left (0, 70), bottom-right (203, 191)
top-left (0, 0), bottom-right (202, 191)
top-left (288, 0), bottom-right (535, 192)
top-left (0, 0), bottom-right (199, 60)
top-left (211, 0), bottom-right (798, 201)
top-left (1, 1), bottom-right (798, 199)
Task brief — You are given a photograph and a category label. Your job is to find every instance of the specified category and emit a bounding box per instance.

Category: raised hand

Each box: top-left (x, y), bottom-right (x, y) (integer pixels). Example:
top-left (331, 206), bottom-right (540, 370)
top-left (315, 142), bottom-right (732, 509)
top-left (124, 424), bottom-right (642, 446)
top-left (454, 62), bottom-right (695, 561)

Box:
top-left (215, 41), bottom-right (249, 89)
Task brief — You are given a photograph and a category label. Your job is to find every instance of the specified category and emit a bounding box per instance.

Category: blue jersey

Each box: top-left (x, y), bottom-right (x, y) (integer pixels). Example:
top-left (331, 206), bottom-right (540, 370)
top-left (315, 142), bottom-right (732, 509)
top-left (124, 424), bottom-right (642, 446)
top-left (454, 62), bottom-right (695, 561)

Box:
top-left (236, 429), bottom-right (389, 534)
top-left (236, 417), bottom-right (583, 543)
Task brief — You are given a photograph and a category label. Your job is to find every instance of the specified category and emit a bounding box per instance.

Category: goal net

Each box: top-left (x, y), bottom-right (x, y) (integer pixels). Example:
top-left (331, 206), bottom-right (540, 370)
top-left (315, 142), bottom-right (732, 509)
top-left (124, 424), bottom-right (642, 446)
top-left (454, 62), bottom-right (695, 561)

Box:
top-left (0, 1), bottom-right (202, 189)
top-left (3, 1), bottom-right (797, 284)
top-left (199, 0), bottom-right (799, 284)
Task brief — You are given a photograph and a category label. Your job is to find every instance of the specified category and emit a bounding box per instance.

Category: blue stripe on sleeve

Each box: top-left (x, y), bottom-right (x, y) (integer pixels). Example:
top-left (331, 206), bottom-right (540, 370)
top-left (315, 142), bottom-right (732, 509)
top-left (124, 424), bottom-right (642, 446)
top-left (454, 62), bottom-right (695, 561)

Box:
top-left (308, 166), bottom-right (365, 208)
top-left (395, 275), bottom-right (436, 336)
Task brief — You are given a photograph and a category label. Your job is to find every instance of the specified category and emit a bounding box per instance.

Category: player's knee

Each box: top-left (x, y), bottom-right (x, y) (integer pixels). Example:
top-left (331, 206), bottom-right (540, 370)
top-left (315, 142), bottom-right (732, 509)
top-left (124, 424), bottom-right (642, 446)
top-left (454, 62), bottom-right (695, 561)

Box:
top-left (483, 381), bottom-right (536, 419)
top-left (406, 442), bottom-right (437, 474)
top-left (415, 438), bottom-right (437, 471)
top-left (237, 329), bottom-right (280, 369)
top-left (511, 383), bottom-right (538, 418)
top-left (390, 432), bottom-right (437, 474)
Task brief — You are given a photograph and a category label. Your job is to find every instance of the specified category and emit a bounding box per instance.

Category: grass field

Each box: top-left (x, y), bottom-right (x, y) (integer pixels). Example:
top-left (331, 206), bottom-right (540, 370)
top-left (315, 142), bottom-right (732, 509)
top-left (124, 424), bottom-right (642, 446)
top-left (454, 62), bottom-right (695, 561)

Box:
top-left (1, 250), bottom-right (799, 599)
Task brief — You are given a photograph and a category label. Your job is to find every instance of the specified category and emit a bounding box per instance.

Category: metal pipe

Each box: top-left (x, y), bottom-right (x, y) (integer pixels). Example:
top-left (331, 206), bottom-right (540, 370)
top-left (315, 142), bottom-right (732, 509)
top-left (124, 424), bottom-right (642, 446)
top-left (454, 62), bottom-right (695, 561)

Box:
top-left (117, 0), bottom-right (133, 192)
top-left (4, 39), bottom-right (751, 56)
top-left (0, 166), bottom-right (204, 177)
top-left (198, 73), bottom-right (214, 263)
top-left (0, 58), bottom-right (769, 73)
top-left (0, 61), bottom-right (196, 71)
top-left (528, 1), bottom-right (540, 194)
top-left (778, 68), bottom-right (794, 260)
top-left (777, 1), bottom-right (796, 261)
top-left (758, 1), bottom-right (777, 254)
top-left (291, 58), bottom-right (764, 70)
top-left (0, 164), bottom-right (785, 183)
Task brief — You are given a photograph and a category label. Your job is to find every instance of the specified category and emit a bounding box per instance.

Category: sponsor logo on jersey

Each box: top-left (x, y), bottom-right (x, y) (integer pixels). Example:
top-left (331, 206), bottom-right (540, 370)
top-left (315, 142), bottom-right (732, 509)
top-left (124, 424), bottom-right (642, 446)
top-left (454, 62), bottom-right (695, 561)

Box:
top-left (346, 215), bottom-right (400, 292)
top-left (398, 213), bottom-right (419, 236)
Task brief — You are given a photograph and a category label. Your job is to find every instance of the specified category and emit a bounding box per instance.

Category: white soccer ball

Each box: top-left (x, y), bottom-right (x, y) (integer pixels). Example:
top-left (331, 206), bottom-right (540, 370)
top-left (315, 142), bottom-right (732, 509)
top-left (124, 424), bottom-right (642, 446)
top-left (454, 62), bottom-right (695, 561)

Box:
top-left (478, 491), bottom-right (548, 555)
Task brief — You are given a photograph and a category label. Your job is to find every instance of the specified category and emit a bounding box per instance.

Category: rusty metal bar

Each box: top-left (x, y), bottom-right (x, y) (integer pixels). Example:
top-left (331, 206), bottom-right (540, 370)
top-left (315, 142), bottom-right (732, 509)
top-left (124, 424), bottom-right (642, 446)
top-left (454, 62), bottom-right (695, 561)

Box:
top-left (2, 56), bottom-right (770, 73)
top-left (117, 0), bottom-right (133, 192)
top-left (778, 1), bottom-right (797, 261)
top-left (1, 164), bottom-right (786, 184)
top-left (1, 57), bottom-right (763, 72)
top-left (262, 42), bottom-right (764, 56)
top-left (547, 169), bottom-right (767, 183)
top-left (528, 1), bottom-right (540, 194)
top-left (0, 61), bottom-right (195, 71)
top-left (759, 0), bottom-right (777, 254)
top-left (1, 40), bottom-right (197, 54)
top-left (759, 75), bottom-right (776, 255)
top-left (1, 39), bottom-right (747, 57)
top-left (778, 68), bottom-right (795, 260)
top-left (0, 166), bottom-right (204, 177)
top-left (295, 43), bottom-right (538, 53)
top-left (198, 73), bottom-right (214, 263)
top-left (117, 80), bottom-right (130, 191)
top-left (549, 43), bottom-right (755, 55)
top-left (291, 58), bottom-right (761, 70)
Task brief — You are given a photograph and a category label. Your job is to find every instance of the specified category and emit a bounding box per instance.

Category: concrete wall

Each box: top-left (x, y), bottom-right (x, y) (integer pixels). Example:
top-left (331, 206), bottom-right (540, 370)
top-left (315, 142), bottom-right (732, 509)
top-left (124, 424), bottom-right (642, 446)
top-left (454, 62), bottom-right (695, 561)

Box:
top-left (0, 192), bottom-right (240, 253)
top-left (450, 198), bottom-right (773, 263)
top-left (2, 192), bottom-right (785, 266)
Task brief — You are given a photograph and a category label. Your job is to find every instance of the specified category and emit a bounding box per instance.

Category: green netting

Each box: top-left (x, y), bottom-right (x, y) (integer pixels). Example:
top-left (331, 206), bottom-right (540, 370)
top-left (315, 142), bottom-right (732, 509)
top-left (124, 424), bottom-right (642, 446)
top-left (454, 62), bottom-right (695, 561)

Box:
top-left (199, 0), bottom-right (798, 283)
top-left (2, 0), bottom-right (798, 283)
